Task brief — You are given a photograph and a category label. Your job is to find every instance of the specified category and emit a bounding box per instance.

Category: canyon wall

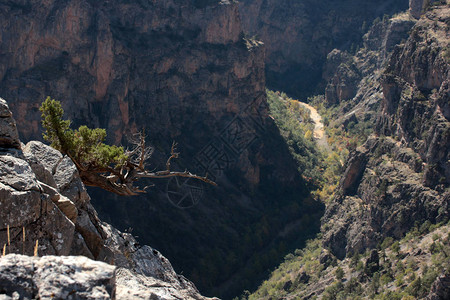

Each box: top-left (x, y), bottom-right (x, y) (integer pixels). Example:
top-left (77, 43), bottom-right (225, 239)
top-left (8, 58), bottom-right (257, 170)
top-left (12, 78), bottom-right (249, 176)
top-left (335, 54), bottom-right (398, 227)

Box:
top-left (323, 1), bottom-right (449, 260)
top-left (0, 0), bottom-right (322, 297)
top-left (238, 0), bottom-right (409, 98)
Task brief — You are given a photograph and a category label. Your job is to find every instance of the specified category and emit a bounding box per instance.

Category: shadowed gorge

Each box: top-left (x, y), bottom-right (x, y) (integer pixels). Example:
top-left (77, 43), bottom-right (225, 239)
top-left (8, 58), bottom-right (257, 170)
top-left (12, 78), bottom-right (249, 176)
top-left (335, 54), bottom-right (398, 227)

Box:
top-left (238, 0), bottom-right (409, 98)
top-left (0, 0), bottom-right (448, 299)
top-left (0, 0), bottom-right (323, 298)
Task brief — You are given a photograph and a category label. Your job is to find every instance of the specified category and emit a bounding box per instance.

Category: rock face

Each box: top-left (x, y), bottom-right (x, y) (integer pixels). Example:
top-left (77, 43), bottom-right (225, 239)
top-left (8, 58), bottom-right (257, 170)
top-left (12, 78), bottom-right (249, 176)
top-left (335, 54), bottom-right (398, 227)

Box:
top-left (323, 13), bottom-right (416, 116)
top-left (409, 0), bottom-right (429, 18)
top-left (238, 0), bottom-right (409, 97)
top-left (0, 254), bottom-right (115, 300)
top-left (0, 1), bottom-right (322, 297)
top-left (426, 272), bottom-right (450, 300)
top-left (322, 2), bottom-right (450, 259)
top-left (0, 99), bottom-right (210, 299)
top-left (1, 253), bottom-right (212, 300)
top-left (0, 98), bottom-right (20, 149)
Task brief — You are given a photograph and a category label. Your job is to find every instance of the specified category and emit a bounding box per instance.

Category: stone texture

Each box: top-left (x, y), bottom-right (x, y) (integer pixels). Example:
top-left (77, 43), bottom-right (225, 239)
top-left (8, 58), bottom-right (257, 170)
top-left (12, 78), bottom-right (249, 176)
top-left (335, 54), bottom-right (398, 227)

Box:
top-left (0, 98), bottom-right (211, 299)
top-left (426, 272), bottom-right (450, 300)
top-left (54, 156), bottom-right (90, 208)
top-left (238, 0), bottom-right (409, 97)
top-left (0, 98), bottom-right (20, 150)
top-left (0, 155), bottom-right (40, 192)
top-left (322, 4), bottom-right (449, 260)
top-left (0, 254), bottom-right (115, 300)
top-left (38, 181), bottom-right (78, 223)
top-left (0, 182), bottom-right (42, 229)
top-left (23, 141), bottom-right (63, 175)
top-left (116, 268), bottom-right (208, 300)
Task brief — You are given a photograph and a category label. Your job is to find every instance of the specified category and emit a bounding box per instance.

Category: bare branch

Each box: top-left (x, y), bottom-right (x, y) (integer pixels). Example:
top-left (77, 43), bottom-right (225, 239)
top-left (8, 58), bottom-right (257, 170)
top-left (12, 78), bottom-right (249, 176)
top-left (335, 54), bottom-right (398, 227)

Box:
top-left (81, 134), bottom-right (215, 196)
top-left (137, 170), bottom-right (217, 186)
top-left (166, 141), bottom-right (179, 171)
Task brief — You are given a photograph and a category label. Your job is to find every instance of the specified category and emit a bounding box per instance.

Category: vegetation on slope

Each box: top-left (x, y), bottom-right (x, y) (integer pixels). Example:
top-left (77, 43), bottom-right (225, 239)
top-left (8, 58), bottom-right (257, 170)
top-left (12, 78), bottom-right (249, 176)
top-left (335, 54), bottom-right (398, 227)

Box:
top-left (248, 221), bottom-right (449, 299)
top-left (266, 91), bottom-right (347, 204)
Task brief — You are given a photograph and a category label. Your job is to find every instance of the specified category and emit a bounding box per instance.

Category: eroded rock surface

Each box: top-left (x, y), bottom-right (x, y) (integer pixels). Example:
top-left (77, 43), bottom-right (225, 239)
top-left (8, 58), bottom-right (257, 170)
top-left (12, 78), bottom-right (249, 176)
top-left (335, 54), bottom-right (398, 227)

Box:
top-left (0, 254), bottom-right (115, 300)
top-left (238, 0), bottom-right (408, 97)
top-left (0, 1), bottom-right (322, 296)
top-left (322, 2), bottom-right (450, 260)
top-left (0, 99), bottom-right (211, 299)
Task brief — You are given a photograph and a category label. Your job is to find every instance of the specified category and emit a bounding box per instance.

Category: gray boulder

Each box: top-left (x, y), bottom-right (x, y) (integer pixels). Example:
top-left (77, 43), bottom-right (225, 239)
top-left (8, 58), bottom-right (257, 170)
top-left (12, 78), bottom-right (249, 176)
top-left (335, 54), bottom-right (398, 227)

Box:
top-left (0, 254), bottom-right (115, 299)
top-left (22, 141), bottom-right (62, 188)
top-left (54, 156), bottom-right (90, 208)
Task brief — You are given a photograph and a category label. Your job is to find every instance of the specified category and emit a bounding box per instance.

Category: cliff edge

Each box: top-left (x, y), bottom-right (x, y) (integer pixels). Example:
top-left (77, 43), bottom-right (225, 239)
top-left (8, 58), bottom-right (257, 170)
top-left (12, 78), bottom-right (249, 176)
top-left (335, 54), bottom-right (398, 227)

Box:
top-left (0, 97), bottom-right (212, 299)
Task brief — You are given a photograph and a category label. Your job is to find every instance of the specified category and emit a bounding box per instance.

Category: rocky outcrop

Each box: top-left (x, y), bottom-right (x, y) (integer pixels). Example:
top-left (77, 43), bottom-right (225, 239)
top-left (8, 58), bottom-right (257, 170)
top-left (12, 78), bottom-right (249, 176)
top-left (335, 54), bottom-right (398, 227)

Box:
top-left (426, 272), bottom-right (450, 300)
top-left (0, 253), bottom-right (211, 300)
top-left (238, 0), bottom-right (408, 97)
top-left (323, 13), bottom-right (416, 109)
top-left (323, 136), bottom-right (449, 259)
top-left (0, 99), bottom-right (210, 299)
top-left (322, 2), bottom-right (450, 259)
top-left (0, 254), bottom-right (115, 300)
top-left (378, 2), bottom-right (450, 186)
top-left (0, 98), bottom-right (20, 149)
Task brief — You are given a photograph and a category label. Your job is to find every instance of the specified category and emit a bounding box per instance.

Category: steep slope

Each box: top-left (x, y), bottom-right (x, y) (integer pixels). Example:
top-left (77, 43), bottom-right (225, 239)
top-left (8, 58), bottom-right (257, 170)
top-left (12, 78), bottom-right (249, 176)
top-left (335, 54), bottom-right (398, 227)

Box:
top-left (250, 1), bottom-right (449, 298)
top-left (324, 0), bottom-right (449, 258)
top-left (0, 98), bottom-right (210, 299)
top-left (238, 0), bottom-right (409, 98)
top-left (0, 0), bottom-right (323, 297)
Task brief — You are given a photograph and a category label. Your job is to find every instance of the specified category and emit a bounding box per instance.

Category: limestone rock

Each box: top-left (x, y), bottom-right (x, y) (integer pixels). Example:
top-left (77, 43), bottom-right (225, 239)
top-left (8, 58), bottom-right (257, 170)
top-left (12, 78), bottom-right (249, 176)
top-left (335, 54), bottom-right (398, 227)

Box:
top-left (0, 182), bottom-right (41, 229)
top-left (0, 155), bottom-right (40, 192)
top-left (0, 150), bottom-right (75, 256)
top-left (116, 268), bottom-right (208, 300)
top-left (38, 181), bottom-right (78, 223)
top-left (0, 254), bottom-right (115, 300)
top-left (22, 141), bottom-right (62, 187)
top-left (54, 156), bottom-right (90, 208)
top-left (22, 150), bottom-right (57, 188)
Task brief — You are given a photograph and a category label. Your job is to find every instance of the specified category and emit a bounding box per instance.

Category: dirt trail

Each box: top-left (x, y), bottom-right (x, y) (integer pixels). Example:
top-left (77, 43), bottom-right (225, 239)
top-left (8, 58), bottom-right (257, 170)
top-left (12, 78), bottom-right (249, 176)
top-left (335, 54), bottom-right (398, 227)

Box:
top-left (296, 101), bottom-right (331, 152)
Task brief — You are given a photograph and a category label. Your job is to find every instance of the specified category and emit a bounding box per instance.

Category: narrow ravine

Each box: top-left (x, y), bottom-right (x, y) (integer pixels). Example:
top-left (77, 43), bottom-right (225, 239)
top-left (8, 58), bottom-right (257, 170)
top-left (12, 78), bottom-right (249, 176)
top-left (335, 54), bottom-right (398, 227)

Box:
top-left (296, 101), bottom-right (331, 152)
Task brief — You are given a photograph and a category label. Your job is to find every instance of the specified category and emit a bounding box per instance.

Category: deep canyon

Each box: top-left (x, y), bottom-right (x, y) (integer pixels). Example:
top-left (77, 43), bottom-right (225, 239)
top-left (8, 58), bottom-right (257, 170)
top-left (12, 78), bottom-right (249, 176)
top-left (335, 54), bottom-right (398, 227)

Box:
top-left (0, 0), bottom-right (449, 299)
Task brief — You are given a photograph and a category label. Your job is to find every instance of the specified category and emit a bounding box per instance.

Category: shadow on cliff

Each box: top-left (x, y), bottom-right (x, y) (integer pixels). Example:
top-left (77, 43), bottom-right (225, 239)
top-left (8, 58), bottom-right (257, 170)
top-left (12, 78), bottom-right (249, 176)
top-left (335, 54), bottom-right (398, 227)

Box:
top-left (89, 120), bottom-right (325, 299)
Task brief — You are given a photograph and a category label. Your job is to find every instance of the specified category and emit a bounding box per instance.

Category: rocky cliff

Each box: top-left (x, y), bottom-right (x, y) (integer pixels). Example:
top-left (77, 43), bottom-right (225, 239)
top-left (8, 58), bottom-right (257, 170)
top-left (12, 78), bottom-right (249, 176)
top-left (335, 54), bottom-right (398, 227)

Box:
top-left (249, 1), bottom-right (449, 299)
top-left (238, 0), bottom-right (409, 98)
top-left (0, 98), bottom-right (211, 299)
top-left (323, 1), bottom-right (449, 259)
top-left (320, 11), bottom-right (416, 141)
top-left (0, 0), bottom-right (322, 297)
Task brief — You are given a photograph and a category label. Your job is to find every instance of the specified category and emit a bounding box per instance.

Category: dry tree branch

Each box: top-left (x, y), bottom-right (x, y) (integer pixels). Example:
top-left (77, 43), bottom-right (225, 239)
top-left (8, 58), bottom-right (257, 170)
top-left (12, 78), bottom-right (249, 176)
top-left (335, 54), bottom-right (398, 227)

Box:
top-left (78, 132), bottom-right (215, 196)
top-left (40, 97), bottom-right (214, 197)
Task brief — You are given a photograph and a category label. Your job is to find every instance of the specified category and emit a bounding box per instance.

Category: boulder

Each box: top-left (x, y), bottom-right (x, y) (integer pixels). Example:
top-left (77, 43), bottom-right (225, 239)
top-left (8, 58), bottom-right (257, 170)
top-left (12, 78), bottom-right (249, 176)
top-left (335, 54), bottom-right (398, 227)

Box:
top-left (116, 268), bottom-right (207, 300)
top-left (38, 181), bottom-right (78, 223)
top-left (22, 141), bottom-right (63, 188)
top-left (409, 0), bottom-right (425, 19)
top-left (0, 254), bottom-right (115, 300)
top-left (54, 156), bottom-right (90, 208)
